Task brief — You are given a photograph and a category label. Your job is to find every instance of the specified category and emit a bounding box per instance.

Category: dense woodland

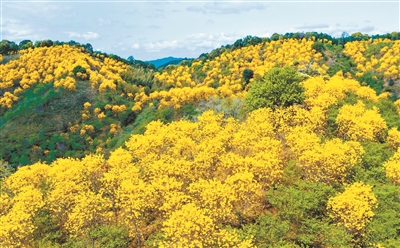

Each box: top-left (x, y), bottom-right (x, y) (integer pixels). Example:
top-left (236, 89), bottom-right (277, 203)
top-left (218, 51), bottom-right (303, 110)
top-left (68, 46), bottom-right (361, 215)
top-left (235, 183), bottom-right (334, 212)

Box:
top-left (0, 32), bottom-right (400, 247)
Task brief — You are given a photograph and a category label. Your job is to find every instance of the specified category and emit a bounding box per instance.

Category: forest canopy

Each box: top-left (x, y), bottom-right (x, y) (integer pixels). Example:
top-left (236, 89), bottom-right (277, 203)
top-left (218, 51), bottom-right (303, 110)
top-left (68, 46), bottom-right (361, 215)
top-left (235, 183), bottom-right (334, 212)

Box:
top-left (0, 32), bottom-right (400, 247)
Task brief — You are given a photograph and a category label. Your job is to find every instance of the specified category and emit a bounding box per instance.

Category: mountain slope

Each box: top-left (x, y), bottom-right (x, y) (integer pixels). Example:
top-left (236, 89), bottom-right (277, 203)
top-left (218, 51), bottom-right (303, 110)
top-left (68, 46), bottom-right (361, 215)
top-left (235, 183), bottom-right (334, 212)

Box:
top-left (1, 33), bottom-right (400, 247)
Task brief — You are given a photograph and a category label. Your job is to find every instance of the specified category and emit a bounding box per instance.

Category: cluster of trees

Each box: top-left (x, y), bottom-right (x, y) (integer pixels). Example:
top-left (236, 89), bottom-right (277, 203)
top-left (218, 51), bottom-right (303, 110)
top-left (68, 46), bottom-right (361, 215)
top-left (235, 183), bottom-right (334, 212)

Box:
top-left (151, 38), bottom-right (327, 111)
top-left (0, 44), bottom-right (162, 166)
top-left (1, 66), bottom-right (400, 246)
top-left (0, 45), bottom-right (129, 109)
top-left (270, 31), bottom-right (400, 44)
top-left (0, 39), bottom-right (155, 70)
top-left (1, 35), bottom-right (399, 167)
top-left (1, 33), bottom-right (400, 246)
top-left (0, 39), bottom-right (93, 55)
top-left (197, 32), bottom-right (400, 62)
top-left (342, 39), bottom-right (400, 97)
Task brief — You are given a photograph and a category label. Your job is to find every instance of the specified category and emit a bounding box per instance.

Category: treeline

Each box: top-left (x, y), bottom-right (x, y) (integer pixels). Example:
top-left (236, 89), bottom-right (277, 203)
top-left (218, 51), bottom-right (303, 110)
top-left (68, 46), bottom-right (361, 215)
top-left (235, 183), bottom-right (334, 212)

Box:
top-left (198, 32), bottom-right (400, 61)
top-left (0, 39), bottom-right (93, 55)
top-left (0, 39), bottom-right (155, 70)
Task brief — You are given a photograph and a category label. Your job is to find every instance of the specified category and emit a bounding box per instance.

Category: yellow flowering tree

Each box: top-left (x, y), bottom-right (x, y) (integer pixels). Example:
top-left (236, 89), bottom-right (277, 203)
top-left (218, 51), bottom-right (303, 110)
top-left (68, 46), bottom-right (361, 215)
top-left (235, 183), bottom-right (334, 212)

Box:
top-left (327, 182), bottom-right (378, 238)
top-left (336, 101), bottom-right (387, 141)
top-left (383, 148), bottom-right (400, 184)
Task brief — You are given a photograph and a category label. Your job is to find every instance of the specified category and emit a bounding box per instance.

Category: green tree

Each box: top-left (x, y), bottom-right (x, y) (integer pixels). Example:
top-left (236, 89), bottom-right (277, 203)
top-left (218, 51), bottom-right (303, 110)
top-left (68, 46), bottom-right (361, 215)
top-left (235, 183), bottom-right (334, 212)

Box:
top-left (244, 66), bottom-right (306, 111)
top-left (244, 181), bottom-right (353, 247)
top-left (40, 39), bottom-right (54, 47)
top-left (19, 40), bottom-right (33, 50)
top-left (0, 40), bottom-right (18, 54)
top-left (242, 68), bottom-right (254, 85)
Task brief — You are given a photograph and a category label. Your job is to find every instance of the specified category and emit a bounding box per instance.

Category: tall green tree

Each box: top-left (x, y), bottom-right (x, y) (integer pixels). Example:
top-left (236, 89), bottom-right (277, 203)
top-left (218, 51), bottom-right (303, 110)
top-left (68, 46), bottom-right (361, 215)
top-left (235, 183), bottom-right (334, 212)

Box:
top-left (245, 66), bottom-right (306, 111)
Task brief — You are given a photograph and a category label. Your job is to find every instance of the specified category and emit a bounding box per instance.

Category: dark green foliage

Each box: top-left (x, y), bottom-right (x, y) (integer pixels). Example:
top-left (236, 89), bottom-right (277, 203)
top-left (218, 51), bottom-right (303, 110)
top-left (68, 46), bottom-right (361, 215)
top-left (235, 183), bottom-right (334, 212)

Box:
top-left (361, 142), bottom-right (394, 170)
top-left (119, 108), bottom-right (137, 126)
top-left (358, 71), bottom-right (384, 94)
top-left (40, 39), bottom-right (54, 47)
top-left (388, 78), bottom-right (395, 87)
top-left (88, 225), bottom-right (130, 248)
top-left (374, 98), bottom-right (400, 129)
top-left (0, 161), bottom-right (14, 180)
top-left (270, 33), bottom-right (281, 41)
top-left (120, 66), bottom-right (154, 88)
top-left (176, 103), bottom-right (199, 120)
top-left (131, 105), bottom-right (175, 135)
top-left (61, 225), bottom-right (130, 248)
top-left (72, 65), bottom-right (87, 75)
top-left (311, 41), bottom-right (325, 53)
top-left (33, 209), bottom-right (64, 246)
top-left (326, 51), bottom-right (356, 76)
top-left (243, 181), bottom-right (352, 247)
top-left (350, 32), bottom-right (371, 41)
top-left (0, 40), bottom-right (19, 55)
top-left (245, 66), bottom-right (306, 111)
top-left (198, 36), bottom-right (267, 61)
top-left (366, 185), bottom-right (400, 247)
top-left (18, 40), bottom-right (33, 50)
top-left (192, 63), bottom-right (207, 84)
top-left (232, 35), bottom-right (264, 49)
top-left (242, 68), bottom-right (254, 85)
top-left (348, 142), bottom-right (393, 185)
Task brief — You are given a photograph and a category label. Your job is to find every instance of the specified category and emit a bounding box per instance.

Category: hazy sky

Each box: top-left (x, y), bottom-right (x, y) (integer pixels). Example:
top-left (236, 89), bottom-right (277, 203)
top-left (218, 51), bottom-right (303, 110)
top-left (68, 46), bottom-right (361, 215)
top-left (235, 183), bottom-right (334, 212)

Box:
top-left (2, 0), bottom-right (399, 60)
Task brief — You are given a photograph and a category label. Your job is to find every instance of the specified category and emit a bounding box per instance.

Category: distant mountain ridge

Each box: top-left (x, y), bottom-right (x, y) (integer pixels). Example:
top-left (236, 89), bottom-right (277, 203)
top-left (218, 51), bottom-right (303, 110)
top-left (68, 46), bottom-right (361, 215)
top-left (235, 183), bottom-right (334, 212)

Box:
top-left (146, 56), bottom-right (189, 68)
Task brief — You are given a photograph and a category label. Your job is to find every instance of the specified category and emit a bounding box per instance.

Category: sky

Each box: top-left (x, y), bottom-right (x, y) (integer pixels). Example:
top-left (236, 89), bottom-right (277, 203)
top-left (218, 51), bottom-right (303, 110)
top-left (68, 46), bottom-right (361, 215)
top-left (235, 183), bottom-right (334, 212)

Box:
top-left (1, 0), bottom-right (400, 61)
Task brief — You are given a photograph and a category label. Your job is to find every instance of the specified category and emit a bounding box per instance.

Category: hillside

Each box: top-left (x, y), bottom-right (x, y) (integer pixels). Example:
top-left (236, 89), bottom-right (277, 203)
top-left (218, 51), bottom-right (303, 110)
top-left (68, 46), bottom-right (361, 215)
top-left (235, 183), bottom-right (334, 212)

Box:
top-left (0, 33), bottom-right (400, 247)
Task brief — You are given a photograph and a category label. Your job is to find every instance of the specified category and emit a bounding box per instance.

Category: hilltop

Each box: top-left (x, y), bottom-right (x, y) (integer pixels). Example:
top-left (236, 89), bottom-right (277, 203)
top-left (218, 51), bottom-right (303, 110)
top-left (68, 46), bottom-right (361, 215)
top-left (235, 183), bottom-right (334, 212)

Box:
top-left (0, 32), bottom-right (400, 247)
top-left (146, 56), bottom-right (189, 68)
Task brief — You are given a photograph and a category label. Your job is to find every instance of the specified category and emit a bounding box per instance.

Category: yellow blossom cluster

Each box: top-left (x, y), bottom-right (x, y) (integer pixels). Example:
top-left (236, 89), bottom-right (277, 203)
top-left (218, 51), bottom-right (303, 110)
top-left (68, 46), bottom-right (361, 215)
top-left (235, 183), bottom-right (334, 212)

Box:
top-left (327, 182), bottom-right (377, 236)
top-left (383, 148), bottom-right (400, 184)
top-left (111, 104), bottom-right (127, 114)
top-left (79, 124), bottom-right (95, 136)
top-left (302, 72), bottom-right (382, 111)
top-left (387, 128), bottom-right (400, 150)
top-left (148, 38), bottom-right (326, 110)
top-left (0, 91), bottom-right (392, 247)
top-left (109, 123), bottom-right (121, 134)
top-left (0, 110), bottom-right (287, 246)
top-left (286, 130), bottom-right (364, 184)
top-left (336, 101), bottom-right (387, 142)
top-left (69, 123), bottom-right (80, 133)
top-left (0, 91), bottom-right (18, 108)
top-left (132, 86), bottom-right (220, 111)
top-left (0, 45), bottom-right (128, 108)
top-left (83, 101), bottom-right (91, 109)
top-left (343, 39), bottom-right (400, 80)
top-left (394, 99), bottom-right (400, 114)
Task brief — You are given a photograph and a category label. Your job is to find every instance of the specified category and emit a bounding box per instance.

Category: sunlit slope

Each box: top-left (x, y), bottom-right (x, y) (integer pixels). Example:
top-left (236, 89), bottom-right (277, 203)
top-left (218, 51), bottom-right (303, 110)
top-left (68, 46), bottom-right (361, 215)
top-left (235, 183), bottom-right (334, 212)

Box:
top-left (341, 38), bottom-right (400, 97)
top-left (0, 45), bottom-right (154, 165)
top-left (343, 38), bottom-right (400, 81)
top-left (0, 45), bottom-right (130, 108)
top-left (132, 38), bottom-right (400, 111)
top-left (1, 37), bottom-right (400, 166)
top-left (1, 70), bottom-right (400, 247)
top-left (132, 38), bottom-right (327, 111)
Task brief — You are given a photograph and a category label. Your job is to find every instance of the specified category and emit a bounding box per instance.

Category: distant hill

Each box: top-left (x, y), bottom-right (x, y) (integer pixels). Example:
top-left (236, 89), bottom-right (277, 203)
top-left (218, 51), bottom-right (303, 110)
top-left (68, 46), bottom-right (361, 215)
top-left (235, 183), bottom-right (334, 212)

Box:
top-left (146, 56), bottom-right (188, 68)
